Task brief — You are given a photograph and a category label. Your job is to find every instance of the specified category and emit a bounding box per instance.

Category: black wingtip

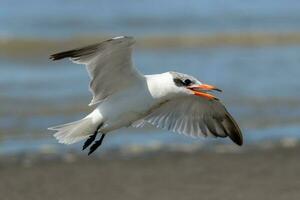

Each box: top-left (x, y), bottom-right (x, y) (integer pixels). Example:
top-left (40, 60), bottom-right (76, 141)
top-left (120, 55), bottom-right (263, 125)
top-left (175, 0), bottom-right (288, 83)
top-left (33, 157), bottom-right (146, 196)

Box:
top-left (225, 114), bottom-right (243, 146)
top-left (49, 55), bottom-right (57, 61)
top-left (49, 53), bottom-right (62, 61)
top-left (229, 133), bottom-right (243, 146)
top-left (49, 51), bottom-right (73, 61)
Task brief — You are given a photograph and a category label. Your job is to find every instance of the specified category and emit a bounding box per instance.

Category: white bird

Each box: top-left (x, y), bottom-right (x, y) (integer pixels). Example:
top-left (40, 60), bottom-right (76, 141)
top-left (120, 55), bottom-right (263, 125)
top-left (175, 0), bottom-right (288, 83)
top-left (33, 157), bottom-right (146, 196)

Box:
top-left (49, 36), bottom-right (242, 155)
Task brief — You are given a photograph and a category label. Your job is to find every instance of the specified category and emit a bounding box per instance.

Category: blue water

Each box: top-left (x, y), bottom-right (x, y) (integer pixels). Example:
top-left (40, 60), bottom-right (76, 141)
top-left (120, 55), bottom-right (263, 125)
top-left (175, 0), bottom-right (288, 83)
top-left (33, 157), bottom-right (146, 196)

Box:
top-left (1, 0), bottom-right (300, 154)
top-left (2, 0), bottom-right (300, 38)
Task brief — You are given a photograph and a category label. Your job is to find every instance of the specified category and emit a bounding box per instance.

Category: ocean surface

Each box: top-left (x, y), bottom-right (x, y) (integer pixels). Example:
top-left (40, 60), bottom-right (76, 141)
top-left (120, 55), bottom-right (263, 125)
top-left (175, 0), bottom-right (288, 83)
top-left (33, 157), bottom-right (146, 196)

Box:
top-left (1, 0), bottom-right (300, 155)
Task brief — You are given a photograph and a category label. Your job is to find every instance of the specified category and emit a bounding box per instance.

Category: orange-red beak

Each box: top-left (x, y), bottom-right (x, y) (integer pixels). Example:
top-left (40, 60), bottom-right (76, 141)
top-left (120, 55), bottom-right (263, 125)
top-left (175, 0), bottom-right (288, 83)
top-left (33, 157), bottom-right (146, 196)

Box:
top-left (188, 84), bottom-right (222, 100)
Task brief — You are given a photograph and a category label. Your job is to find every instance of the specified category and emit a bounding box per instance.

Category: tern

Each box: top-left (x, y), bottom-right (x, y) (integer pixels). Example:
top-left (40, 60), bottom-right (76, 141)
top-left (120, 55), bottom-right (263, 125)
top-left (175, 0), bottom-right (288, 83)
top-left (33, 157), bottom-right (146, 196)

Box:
top-left (49, 36), bottom-right (243, 155)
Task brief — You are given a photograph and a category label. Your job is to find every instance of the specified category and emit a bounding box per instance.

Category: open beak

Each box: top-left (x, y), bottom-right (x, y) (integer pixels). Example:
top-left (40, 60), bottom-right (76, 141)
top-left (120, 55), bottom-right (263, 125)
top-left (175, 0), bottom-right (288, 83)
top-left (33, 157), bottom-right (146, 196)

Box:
top-left (188, 84), bottom-right (222, 100)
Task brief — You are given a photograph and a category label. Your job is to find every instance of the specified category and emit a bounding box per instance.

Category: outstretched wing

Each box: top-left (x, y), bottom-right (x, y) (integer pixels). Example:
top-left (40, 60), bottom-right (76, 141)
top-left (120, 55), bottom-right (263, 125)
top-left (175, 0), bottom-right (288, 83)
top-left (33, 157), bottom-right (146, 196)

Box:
top-left (133, 96), bottom-right (243, 145)
top-left (50, 36), bottom-right (144, 106)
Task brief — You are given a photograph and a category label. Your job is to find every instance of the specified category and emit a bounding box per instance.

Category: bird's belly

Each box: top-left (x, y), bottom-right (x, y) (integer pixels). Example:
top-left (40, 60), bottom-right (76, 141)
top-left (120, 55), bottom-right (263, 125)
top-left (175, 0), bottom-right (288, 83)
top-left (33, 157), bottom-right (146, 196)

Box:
top-left (96, 86), bottom-right (156, 133)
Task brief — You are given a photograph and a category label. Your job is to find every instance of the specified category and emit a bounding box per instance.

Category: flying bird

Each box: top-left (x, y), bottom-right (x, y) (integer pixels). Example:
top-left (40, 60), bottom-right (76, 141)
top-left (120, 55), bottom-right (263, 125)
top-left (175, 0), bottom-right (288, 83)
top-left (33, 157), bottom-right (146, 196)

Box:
top-left (49, 36), bottom-right (243, 155)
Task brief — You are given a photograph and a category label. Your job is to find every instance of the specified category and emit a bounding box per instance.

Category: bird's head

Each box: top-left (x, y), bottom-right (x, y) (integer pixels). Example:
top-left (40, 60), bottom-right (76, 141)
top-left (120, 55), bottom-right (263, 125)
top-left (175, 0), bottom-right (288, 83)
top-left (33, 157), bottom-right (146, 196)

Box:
top-left (169, 71), bottom-right (222, 100)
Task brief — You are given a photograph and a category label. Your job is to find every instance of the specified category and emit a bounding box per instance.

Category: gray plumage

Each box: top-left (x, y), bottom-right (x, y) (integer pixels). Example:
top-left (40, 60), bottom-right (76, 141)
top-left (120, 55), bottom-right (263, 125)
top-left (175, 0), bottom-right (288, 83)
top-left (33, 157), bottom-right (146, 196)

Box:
top-left (50, 36), bottom-right (142, 106)
top-left (133, 95), bottom-right (243, 145)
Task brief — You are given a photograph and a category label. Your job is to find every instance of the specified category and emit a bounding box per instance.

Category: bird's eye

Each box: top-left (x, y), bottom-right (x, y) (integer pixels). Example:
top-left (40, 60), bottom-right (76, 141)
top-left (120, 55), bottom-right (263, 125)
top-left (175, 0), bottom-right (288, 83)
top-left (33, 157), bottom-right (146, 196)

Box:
top-left (184, 79), bottom-right (192, 85)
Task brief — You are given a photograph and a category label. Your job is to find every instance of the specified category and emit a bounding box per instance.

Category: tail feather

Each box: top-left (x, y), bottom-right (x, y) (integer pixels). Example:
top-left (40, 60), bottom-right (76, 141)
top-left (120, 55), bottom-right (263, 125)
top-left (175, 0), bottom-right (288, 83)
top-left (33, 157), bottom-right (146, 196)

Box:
top-left (48, 118), bottom-right (96, 144)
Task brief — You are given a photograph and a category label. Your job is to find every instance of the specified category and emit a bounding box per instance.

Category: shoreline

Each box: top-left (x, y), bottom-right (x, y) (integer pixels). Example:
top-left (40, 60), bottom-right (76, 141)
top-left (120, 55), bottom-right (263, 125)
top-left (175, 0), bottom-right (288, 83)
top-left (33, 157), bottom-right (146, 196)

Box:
top-left (1, 144), bottom-right (300, 200)
top-left (2, 32), bottom-right (300, 59)
top-left (0, 137), bottom-right (299, 163)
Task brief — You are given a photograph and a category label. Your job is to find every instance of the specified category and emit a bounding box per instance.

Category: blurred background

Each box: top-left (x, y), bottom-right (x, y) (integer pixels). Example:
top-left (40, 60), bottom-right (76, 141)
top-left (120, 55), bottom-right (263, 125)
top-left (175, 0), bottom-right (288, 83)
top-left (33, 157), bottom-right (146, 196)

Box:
top-left (1, 1), bottom-right (300, 200)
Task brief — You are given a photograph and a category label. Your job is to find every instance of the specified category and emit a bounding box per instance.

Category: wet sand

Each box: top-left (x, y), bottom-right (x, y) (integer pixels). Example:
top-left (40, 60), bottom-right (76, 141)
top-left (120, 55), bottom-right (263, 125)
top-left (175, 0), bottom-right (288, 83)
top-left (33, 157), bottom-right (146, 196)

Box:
top-left (1, 146), bottom-right (300, 200)
top-left (3, 32), bottom-right (300, 59)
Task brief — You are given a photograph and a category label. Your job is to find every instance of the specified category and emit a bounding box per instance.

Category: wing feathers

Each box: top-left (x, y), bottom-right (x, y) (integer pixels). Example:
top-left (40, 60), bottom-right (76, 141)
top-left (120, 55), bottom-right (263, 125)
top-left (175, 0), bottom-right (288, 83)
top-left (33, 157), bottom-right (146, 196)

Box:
top-left (50, 43), bottom-right (100, 61)
top-left (223, 114), bottom-right (243, 145)
top-left (133, 96), bottom-right (243, 146)
top-left (50, 36), bottom-right (143, 106)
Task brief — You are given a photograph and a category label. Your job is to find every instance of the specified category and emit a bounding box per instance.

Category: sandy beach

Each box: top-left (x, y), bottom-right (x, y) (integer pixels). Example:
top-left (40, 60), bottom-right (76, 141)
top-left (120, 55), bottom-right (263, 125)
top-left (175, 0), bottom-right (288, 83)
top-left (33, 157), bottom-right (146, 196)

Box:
top-left (1, 145), bottom-right (300, 200)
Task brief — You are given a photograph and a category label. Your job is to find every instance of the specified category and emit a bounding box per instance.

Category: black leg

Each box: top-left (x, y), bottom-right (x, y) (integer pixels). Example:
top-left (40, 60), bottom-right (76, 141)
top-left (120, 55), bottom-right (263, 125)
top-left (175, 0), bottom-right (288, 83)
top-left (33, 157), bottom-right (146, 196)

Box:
top-left (88, 134), bottom-right (106, 155)
top-left (82, 123), bottom-right (102, 150)
top-left (82, 133), bottom-right (97, 150)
